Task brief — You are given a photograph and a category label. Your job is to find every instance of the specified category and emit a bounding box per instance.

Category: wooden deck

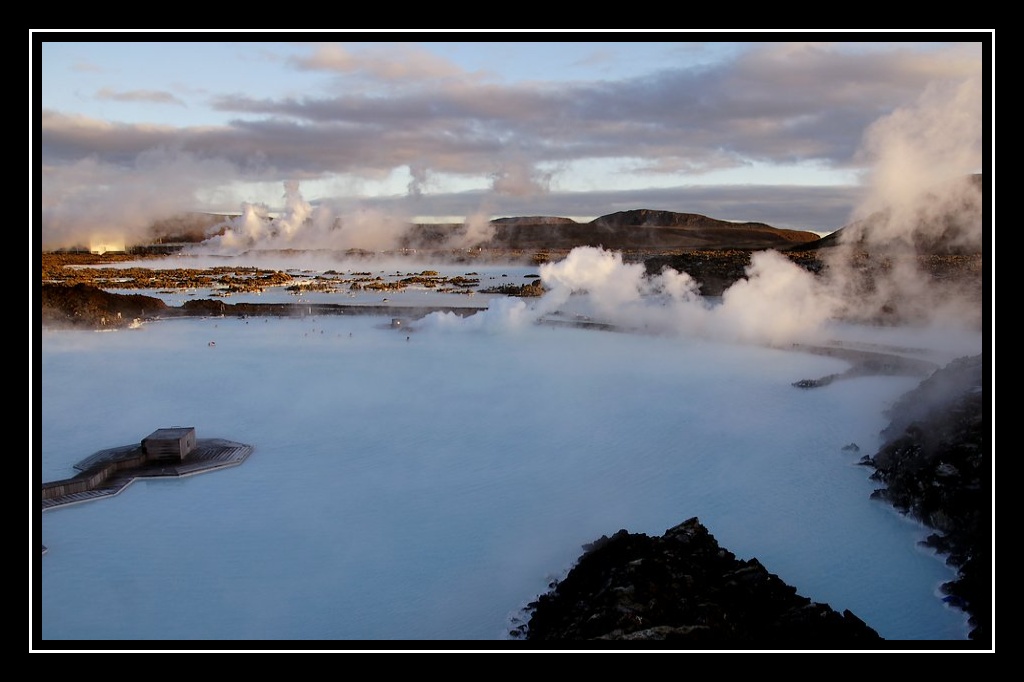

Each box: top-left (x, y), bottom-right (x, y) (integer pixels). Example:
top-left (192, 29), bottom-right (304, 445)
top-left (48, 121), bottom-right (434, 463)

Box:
top-left (41, 438), bottom-right (253, 511)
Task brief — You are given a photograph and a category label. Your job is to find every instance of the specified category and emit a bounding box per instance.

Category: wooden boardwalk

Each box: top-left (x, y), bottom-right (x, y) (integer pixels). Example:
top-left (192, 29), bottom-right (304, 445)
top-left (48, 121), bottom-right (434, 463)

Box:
top-left (41, 438), bottom-right (253, 512)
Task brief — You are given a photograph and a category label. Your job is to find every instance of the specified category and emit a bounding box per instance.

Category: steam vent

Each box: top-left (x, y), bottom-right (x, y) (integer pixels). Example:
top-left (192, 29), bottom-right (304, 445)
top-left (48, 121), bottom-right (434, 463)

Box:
top-left (41, 427), bottom-right (253, 512)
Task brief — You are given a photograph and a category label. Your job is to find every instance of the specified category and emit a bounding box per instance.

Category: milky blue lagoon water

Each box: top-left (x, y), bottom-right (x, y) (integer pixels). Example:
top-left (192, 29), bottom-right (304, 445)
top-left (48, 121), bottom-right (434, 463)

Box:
top-left (36, 248), bottom-right (988, 648)
top-left (37, 310), bottom-right (979, 645)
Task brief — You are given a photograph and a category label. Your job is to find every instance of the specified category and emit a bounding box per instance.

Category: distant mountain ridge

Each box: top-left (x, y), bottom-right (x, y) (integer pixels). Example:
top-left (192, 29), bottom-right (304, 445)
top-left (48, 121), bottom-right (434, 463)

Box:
top-left (125, 207), bottom-right (822, 253)
top-left (478, 209), bottom-right (821, 251)
top-left (590, 209), bottom-right (775, 230)
top-left (63, 174), bottom-right (982, 255)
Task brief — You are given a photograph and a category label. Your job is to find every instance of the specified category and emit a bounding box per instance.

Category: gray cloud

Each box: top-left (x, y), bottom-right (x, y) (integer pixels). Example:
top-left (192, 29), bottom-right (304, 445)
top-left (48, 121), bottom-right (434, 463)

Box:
top-left (288, 42), bottom-right (470, 81)
top-left (96, 88), bottom-right (186, 106)
top-left (45, 42), bottom-right (981, 181)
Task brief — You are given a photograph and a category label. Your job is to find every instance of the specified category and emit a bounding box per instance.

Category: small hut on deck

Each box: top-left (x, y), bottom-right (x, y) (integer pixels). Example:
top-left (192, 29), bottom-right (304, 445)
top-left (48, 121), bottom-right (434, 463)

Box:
top-left (142, 427), bottom-right (196, 462)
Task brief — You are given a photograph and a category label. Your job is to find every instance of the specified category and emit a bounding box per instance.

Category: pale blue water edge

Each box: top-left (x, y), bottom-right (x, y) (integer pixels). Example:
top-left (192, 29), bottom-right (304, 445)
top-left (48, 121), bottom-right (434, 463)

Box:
top-left (37, 309), bottom-right (975, 644)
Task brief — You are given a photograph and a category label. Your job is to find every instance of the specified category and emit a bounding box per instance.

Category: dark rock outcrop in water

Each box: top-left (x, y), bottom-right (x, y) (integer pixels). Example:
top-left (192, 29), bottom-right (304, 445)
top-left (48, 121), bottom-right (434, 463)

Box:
top-left (514, 517), bottom-right (883, 647)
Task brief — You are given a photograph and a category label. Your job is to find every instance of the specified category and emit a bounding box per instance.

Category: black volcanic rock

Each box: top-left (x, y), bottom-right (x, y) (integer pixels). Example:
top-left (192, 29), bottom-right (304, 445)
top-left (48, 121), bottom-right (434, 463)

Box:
top-left (516, 517), bottom-right (883, 647)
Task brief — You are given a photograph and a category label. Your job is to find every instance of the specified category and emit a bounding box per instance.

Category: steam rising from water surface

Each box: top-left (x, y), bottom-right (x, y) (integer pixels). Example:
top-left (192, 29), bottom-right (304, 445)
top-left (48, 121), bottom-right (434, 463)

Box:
top-left (420, 246), bottom-right (843, 348)
top-left (44, 69), bottom-right (984, 355)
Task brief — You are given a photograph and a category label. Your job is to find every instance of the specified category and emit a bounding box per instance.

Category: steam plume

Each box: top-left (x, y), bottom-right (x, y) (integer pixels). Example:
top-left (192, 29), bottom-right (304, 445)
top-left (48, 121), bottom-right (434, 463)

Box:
top-left (40, 148), bottom-right (238, 251)
top-left (426, 72), bottom-right (983, 351)
top-left (823, 73), bottom-right (984, 330)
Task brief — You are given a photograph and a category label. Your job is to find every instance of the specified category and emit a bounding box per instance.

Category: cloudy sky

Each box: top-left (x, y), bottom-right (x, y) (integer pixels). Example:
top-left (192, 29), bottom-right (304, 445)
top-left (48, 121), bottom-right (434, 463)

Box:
top-left (34, 33), bottom-right (990, 249)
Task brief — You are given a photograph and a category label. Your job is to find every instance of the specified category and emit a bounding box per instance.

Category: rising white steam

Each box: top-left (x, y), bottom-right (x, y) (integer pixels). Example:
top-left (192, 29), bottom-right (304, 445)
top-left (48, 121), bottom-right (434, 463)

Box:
top-left (422, 70), bottom-right (983, 345)
top-left (715, 250), bottom-right (841, 346)
top-left (198, 181), bottom-right (503, 255)
top-left (201, 181), bottom-right (342, 253)
top-left (40, 148), bottom-right (238, 251)
top-left (421, 246), bottom-right (839, 346)
top-left (821, 73), bottom-right (984, 330)
top-left (441, 159), bottom-right (554, 250)
top-left (850, 74), bottom-right (983, 247)
top-left (490, 159), bottom-right (553, 199)
top-left (198, 181), bottom-right (414, 254)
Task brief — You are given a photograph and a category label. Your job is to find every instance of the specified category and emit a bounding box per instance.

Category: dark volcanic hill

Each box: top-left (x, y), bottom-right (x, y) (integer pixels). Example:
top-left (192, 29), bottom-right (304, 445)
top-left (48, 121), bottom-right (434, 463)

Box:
top-left (481, 209), bottom-right (820, 251)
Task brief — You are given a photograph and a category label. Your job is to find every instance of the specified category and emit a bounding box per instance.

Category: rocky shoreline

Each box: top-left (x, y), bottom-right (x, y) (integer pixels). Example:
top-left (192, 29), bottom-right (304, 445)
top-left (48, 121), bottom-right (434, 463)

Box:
top-left (517, 352), bottom-right (989, 647)
top-left (861, 354), bottom-right (989, 643)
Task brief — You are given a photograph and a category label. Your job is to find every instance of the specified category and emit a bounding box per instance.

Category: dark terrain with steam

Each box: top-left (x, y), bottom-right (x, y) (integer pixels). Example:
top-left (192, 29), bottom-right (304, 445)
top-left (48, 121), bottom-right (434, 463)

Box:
top-left (99, 206), bottom-right (826, 255)
top-left (38, 187), bottom-right (990, 647)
